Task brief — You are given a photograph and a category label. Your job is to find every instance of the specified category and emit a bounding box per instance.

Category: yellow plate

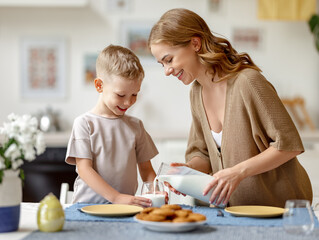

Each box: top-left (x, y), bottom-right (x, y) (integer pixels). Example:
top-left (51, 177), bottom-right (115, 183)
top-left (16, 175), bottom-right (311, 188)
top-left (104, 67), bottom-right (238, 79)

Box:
top-left (225, 205), bottom-right (285, 218)
top-left (81, 204), bottom-right (143, 217)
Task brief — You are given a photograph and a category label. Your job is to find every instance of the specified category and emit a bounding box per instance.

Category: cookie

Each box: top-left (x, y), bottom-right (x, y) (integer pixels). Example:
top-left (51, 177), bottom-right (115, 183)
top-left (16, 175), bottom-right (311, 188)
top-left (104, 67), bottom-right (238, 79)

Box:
top-left (172, 217), bottom-right (195, 223)
top-left (175, 209), bottom-right (192, 218)
top-left (160, 204), bottom-right (182, 210)
top-left (151, 208), bottom-right (176, 217)
top-left (135, 213), bottom-right (147, 220)
top-left (188, 213), bottom-right (206, 221)
top-left (134, 205), bottom-right (206, 223)
top-left (143, 214), bottom-right (166, 222)
top-left (141, 207), bottom-right (156, 214)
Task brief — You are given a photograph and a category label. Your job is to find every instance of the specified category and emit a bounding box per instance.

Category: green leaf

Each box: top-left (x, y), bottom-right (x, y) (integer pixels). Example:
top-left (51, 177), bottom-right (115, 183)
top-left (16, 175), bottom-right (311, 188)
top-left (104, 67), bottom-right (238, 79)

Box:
top-left (20, 169), bottom-right (25, 187)
top-left (19, 169), bottom-right (25, 180)
top-left (309, 14), bottom-right (319, 33)
top-left (0, 170), bottom-right (3, 184)
top-left (4, 157), bottom-right (11, 169)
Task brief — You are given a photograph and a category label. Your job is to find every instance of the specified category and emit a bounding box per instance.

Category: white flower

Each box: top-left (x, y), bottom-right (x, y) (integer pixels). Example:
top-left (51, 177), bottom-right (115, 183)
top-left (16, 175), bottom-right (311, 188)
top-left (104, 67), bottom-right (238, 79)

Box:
top-left (4, 143), bottom-right (21, 161)
top-left (0, 113), bottom-right (46, 176)
top-left (23, 145), bottom-right (36, 161)
top-left (11, 159), bottom-right (24, 170)
top-left (8, 113), bottom-right (18, 122)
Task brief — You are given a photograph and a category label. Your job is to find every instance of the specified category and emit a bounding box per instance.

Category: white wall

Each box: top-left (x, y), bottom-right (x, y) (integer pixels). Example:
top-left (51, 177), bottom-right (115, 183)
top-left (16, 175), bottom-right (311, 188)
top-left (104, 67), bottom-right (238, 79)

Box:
top-left (0, 0), bottom-right (318, 136)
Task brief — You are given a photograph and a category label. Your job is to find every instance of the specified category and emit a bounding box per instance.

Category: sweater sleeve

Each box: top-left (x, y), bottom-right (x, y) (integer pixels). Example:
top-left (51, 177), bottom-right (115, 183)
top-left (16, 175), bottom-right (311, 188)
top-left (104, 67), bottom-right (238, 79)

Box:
top-left (185, 83), bottom-right (211, 163)
top-left (239, 70), bottom-right (304, 152)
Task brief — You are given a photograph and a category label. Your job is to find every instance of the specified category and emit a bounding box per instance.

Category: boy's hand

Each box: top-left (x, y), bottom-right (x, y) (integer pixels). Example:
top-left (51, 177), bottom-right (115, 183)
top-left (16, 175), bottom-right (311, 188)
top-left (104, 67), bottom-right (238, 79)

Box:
top-left (112, 194), bottom-right (152, 208)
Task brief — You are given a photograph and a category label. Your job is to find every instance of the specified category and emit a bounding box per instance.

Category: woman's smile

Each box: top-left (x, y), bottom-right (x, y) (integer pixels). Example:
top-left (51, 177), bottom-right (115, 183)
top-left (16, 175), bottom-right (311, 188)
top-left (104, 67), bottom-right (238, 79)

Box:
top-left (176, 70), bottom-right (183, 80)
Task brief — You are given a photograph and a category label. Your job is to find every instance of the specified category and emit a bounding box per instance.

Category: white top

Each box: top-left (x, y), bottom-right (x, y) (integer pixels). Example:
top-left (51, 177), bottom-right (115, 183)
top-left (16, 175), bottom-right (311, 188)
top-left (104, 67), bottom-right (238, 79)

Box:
top-left (65, 112), bottom-right (158, 204)
top-left (211, 130), bottom-right (222, 148)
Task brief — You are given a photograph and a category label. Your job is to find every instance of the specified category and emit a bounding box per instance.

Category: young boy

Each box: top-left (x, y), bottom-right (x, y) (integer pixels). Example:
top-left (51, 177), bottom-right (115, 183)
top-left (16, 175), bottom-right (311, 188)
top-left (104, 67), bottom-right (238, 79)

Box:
top-left (65, 45), bottom-right (158, 207)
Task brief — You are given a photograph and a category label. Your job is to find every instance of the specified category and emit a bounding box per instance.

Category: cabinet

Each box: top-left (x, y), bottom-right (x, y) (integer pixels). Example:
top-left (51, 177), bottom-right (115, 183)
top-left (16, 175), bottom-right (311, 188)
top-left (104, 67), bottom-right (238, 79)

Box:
top-left (21, 147), bottom-right (77, 202)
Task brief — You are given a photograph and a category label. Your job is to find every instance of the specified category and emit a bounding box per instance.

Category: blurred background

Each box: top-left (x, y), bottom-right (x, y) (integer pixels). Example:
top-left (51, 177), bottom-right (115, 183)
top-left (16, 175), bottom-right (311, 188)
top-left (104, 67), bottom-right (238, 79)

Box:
top-left (0, 0), bottom-right (318, 205)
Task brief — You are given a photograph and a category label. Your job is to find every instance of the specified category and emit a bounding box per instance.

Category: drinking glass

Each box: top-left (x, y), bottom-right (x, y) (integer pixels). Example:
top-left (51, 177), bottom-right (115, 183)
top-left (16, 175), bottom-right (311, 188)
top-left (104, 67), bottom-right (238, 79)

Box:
top-left (140, 180), bottom-right (165, 207)
top-left (283, 199), bottom-right (314, 235)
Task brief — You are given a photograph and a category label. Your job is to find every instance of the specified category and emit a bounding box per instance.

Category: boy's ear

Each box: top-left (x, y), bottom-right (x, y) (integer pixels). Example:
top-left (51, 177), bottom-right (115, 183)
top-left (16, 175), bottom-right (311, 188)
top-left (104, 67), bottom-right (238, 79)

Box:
top-left (94, 78), bottom-right (103, 93)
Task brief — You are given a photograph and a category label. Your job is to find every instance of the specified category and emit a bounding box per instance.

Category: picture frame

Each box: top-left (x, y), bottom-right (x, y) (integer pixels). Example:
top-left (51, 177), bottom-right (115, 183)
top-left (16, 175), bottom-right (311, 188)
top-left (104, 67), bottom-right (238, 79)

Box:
top-left (231, 27), bottom-right (264, 51)
top-left (20, 37), bottom-right (66, 99)
top-left (120, 21), bottom-right (156, 64)
top-left (83, 53), bottom-right (98, 85)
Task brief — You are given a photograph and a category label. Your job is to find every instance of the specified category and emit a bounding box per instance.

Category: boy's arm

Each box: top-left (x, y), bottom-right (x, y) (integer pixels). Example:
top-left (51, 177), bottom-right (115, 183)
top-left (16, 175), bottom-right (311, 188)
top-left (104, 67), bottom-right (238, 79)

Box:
top-left (76, 158), bottom-right (152, 207)
top-left (138, 160), bottom-right (156, 182)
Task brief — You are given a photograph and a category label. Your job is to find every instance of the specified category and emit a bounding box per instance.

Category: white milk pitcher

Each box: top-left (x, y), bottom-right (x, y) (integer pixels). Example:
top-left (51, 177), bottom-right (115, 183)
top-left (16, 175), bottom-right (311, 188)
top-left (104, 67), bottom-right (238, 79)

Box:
top-left (156, 162), bottom-right (225, 208)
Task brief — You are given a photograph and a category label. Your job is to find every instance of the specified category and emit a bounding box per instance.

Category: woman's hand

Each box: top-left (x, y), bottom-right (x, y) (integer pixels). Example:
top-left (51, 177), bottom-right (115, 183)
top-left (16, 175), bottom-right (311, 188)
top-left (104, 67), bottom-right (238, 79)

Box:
top-left (112, 194), bottom-right (152, 208)
top-left (202, 147), bottom-right (301, 206)
top-left (202, 167), bottom-right (245, 206)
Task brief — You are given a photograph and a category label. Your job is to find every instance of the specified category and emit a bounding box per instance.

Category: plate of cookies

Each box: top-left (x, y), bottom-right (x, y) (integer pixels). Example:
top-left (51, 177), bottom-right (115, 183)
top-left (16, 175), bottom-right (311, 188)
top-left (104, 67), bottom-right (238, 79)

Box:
top-left (134, 204), bottom-right (206, 232)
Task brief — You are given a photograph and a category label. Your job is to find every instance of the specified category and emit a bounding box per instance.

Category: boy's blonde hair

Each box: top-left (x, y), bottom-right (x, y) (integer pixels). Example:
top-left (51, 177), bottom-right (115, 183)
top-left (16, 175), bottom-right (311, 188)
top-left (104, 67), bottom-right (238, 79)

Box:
top-left (96, 44), bottom-right (144, 81)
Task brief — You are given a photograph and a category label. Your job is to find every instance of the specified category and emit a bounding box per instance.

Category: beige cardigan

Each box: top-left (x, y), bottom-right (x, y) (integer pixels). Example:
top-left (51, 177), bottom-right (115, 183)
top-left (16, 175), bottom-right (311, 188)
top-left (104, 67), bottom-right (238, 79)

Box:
top-left (186, 68), bottom-right (312, 207)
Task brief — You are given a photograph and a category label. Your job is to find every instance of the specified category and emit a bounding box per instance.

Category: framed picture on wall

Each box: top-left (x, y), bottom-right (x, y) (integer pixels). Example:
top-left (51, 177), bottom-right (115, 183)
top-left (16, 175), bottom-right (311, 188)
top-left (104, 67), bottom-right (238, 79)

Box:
top-left (120, 21), bottom-right (156, 64)
top-left (231, 27), bottom-right (264, 51)
top-left (20, 38), bottom-right (66, 99)
top-left (84, 53), bottom-right (98, 85)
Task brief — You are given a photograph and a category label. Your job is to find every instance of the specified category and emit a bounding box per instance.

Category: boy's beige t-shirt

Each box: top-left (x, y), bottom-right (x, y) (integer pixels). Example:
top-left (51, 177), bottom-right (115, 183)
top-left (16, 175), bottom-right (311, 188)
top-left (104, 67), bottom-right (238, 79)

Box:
top-left (65, 112), bottom-right (158, 204)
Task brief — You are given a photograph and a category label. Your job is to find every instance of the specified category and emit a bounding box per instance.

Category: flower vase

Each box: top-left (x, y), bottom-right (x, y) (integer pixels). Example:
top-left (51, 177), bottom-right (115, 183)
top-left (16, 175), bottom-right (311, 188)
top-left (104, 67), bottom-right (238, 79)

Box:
top-left (0, 170), bottom-right (22, 232)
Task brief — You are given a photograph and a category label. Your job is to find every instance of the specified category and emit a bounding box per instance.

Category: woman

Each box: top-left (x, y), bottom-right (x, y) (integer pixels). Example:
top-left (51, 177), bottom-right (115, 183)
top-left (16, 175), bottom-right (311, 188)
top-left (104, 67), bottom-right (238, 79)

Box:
top-left (148, 8), bottom-right (312, 207)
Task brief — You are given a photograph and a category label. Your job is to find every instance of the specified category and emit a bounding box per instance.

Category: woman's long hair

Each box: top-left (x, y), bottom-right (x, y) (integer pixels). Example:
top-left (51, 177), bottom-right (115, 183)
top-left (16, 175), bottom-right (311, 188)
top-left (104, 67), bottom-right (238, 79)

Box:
top-left (148, 8), bottom-right (261, 77)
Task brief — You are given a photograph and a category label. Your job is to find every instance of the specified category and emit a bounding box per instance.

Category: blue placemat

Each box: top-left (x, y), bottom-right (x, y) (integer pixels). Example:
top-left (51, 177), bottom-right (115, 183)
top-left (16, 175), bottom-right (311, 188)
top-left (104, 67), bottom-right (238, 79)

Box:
top-left (65, 203), bottom-right (319, 227)
top-left (192, 205), bottom-right (319, 227)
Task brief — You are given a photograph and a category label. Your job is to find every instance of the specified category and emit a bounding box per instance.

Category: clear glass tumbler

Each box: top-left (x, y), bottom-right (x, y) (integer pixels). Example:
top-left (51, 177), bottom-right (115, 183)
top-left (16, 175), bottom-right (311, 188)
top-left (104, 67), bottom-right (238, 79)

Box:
top-left (283, 199), bottom-right (314, 235)
top-left (140, 180), bottom-right (165, 207)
